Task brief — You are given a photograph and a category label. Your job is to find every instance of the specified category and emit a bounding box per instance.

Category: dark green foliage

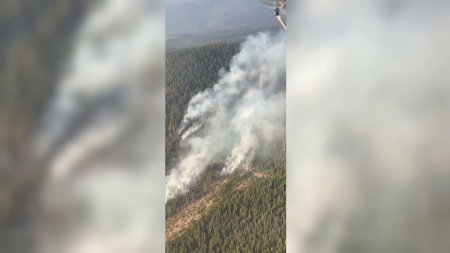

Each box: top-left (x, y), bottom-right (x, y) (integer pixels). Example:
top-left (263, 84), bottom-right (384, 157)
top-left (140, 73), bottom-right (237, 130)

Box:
top-left (166, 165), bottom-right (225, 218)
top-left (165, 43), bottom-right (240, 169)
top-left (165, 43), bottom-right (286, 252)
top-left (167, 143), bottom-right (286, 253)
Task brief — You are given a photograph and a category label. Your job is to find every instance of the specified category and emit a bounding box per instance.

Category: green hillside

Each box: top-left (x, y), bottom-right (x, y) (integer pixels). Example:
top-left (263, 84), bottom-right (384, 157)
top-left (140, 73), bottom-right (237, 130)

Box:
top-left (165, 43), bottom-right (286, 252)
top-left (167, 144), bottom-right (286, 253)
top-left (165, 42), bottom-right (240, 169)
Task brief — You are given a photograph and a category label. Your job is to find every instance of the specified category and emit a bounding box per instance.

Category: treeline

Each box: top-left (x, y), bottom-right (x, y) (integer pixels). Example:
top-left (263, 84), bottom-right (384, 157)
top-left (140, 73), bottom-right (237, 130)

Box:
top-left (165, 42), bottom-right (286, 252)
top-left (167, 141), bottom-right (286, 253)
top-left (165, 43), bottom-right (240, 169)
top-left (166, 163), bottom-right (225, 218)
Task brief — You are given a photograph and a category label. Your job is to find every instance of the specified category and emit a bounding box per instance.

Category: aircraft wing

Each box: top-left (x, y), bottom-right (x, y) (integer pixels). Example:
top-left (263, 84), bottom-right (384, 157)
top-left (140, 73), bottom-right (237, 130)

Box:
top-left (258, 0), bottom-right (286, 9)
top-left (257, 0), bottom-right (287, 30)
top-left (258, 0), bottom-right (277, 8)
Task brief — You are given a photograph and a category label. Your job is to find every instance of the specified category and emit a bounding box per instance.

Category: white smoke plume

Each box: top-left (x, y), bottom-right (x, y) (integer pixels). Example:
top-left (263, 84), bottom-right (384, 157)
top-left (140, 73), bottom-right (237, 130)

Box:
top-left (180, 122), bottom-right (202, 140)
top-left (35, 0), bottom-right (165, 252)
top-left (288, 0), bottom-right (450, 252)
top-left (166, 32), bottom-right (286, 201)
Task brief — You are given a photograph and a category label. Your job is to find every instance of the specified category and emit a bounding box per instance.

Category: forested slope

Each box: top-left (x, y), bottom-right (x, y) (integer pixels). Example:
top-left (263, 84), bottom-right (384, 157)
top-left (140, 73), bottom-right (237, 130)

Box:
top-left (165, 43), bottom-right (240, 168)
top-left (165, 43), bottom-right (286, 252)
top-left (167, 143), bottom-right (286, 253)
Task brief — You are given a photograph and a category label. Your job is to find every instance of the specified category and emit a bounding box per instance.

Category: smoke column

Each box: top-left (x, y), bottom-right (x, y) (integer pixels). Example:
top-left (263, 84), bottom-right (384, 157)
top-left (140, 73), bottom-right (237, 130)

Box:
top-left (34, 0), bottom-right (165, 252)
top-left (288, 0), bottom-right (450, 252)
top-left (166, 32), bottom-right (286, 201)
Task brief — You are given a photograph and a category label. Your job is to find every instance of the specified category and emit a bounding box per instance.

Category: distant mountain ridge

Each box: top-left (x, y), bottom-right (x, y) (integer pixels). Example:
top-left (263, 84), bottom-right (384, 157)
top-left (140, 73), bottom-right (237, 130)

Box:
top-left (166, 26), bottom-right (280, 50)
top-left (166, 0), bottom-right (276, 36)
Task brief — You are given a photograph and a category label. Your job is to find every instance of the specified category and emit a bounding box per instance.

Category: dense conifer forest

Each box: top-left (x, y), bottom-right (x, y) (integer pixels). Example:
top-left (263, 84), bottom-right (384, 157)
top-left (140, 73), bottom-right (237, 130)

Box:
top-left (165, 43), bottom-right (286, 252)
top-left (165, 43), bottom-right (241, 168)
top-left (166, 143), bottom-right (286, 253)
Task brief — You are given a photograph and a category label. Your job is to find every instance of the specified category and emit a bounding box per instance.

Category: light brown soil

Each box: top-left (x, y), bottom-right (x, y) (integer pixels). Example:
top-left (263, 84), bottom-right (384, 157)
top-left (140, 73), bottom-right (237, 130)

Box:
top-left (166, 170), bottom-right (269, 241)
top-left (253, 171), bottom-right (269, 179)
top-left (166, 178), bottom-right (229, 241)
top-left (236, 170), bottom-right (269, 190)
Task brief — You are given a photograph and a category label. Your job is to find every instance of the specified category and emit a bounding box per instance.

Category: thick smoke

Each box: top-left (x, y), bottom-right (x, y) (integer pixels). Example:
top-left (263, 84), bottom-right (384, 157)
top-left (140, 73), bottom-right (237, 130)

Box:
top-left (35, 0), bottom-right (165, 252)
top-left (288, 0), bottom-right (450, 252)
top-left (166, 32), bottom-right (286, 200)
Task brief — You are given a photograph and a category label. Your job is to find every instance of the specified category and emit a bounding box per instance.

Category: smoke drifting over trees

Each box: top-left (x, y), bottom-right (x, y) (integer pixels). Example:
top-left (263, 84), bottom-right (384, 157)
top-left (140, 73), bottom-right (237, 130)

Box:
top-left (166, 32), bottom-right (285, 201)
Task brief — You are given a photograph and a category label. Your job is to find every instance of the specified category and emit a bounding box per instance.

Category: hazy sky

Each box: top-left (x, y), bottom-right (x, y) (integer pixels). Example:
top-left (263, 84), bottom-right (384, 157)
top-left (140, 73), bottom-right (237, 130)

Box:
top-left (166, 0), bottom-right (277, 35)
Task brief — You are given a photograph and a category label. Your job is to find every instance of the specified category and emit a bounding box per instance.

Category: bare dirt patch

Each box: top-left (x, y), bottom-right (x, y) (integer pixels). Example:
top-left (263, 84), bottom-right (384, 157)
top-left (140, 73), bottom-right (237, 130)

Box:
top-left (235, 170), bottom-right (269, 191)
top-left (253, 171), bottom-right (269, 178)
top-left (166, 178), bottom-right (229, 241)
top-left (166, 169), bottom-right (270, 241)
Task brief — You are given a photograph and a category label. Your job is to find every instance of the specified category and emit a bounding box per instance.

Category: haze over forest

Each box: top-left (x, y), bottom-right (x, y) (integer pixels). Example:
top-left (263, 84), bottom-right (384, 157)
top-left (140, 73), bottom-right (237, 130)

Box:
top-left (166, 0), bottom-right (280, 48)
